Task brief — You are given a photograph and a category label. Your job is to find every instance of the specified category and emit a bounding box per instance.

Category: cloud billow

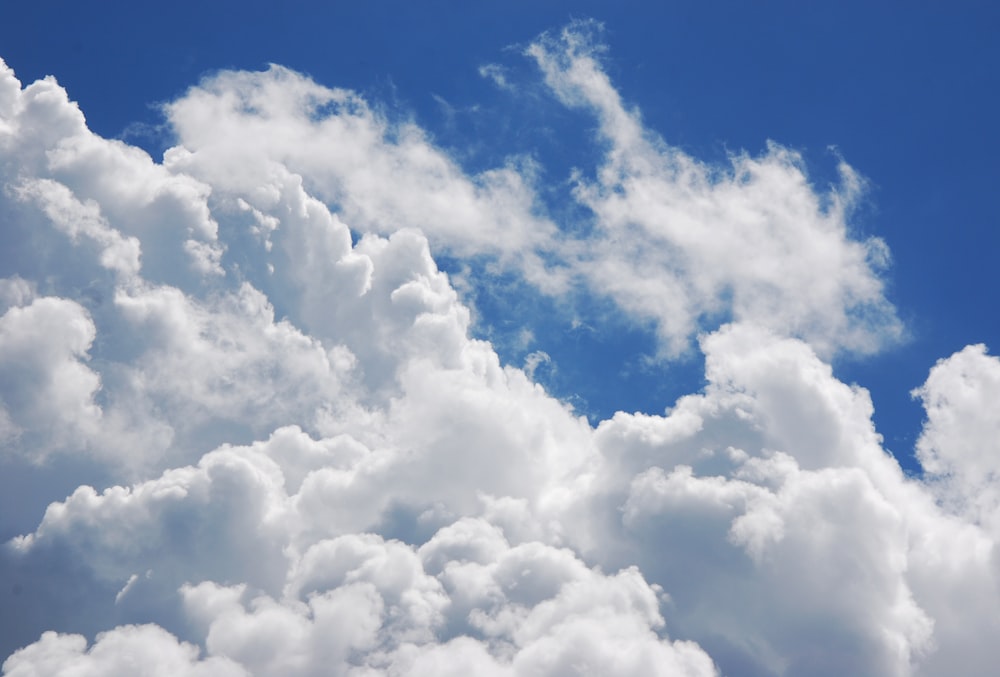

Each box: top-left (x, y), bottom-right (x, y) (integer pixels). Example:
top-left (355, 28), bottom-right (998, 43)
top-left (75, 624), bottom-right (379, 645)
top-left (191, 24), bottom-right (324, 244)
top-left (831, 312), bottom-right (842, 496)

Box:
top-left (1, 23), bottom-right (998, 677)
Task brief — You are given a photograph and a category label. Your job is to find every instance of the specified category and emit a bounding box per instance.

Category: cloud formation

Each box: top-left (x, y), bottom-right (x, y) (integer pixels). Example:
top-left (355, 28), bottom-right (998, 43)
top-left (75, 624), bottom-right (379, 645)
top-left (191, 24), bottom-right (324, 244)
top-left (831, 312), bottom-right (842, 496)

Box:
top-left (2, 22), bottom-right (999, 677)
top-left (527, 23), bottom-right (901, 357)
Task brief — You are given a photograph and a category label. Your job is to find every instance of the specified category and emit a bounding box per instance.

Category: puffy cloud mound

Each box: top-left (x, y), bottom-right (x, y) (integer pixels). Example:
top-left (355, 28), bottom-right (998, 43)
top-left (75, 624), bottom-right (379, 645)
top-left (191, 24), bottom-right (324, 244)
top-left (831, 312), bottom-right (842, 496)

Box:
top-left (1, 23), bottom-right (998, 677)
top-left (913, 345), bottom-right (1000, 533)
top-left (3, 626), bottom-right (247, 677)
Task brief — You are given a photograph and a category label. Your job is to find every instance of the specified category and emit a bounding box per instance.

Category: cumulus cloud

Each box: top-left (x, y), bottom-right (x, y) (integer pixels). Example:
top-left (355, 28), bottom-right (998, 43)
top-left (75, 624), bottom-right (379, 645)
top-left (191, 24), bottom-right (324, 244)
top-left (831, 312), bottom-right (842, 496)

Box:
top-left (913, 345), bottom-right (1000, 533)
top-left (2, 625), bottom-right (247, 677)
top-left (161, 66), bottom-right (563, 292)
top-left (0, 296), bottom-right (102, 453)
top-left (1, 22), bottom-right (998, 677)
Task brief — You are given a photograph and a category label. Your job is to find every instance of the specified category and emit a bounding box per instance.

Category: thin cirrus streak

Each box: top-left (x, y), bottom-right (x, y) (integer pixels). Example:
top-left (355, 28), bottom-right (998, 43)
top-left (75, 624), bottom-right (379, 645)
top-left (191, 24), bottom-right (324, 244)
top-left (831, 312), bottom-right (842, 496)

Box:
top-left (1, 21), bottom-right (998, 677)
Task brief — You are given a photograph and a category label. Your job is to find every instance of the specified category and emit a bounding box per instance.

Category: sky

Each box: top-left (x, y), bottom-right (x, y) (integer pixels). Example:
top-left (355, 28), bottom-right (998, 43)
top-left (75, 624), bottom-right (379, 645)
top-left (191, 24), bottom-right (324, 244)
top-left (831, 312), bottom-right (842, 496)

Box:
top-left (0, 2), bottom-right (999, 676)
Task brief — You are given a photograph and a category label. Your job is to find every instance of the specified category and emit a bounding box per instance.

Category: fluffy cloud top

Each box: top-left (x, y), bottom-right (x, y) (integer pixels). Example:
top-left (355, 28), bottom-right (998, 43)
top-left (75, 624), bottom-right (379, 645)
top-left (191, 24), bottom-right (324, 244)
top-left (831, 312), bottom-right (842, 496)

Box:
top-left (2, 23), bottom-right (998, 677)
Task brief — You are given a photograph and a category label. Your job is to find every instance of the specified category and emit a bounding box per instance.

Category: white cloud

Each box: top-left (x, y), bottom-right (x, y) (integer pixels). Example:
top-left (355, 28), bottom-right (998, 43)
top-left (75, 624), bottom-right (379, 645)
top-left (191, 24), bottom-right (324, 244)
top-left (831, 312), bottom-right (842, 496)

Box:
top-left (175, 534), bottom-right (717, 677)
top-left (2, 625), bottom-right (247, 677)
top-left (913, 344), bottom-right (1000, 533)
top-left (0, 59), bottom-right (219, 291)
top-left (0, 276), bottom-right (34, 311)
top-left (14, 179), bottom-right (141, 280)
top-left (573, 325), bottom-right (940, 675)
top-left (527, 21), bottom-right (902, 357)
top-left (153, 30), bottom-right (903, 360)
top-left (479, 64), bottom-right (515, 91)
top-left (1, 25), bottom-right (999, 677)
top-left (162, 66), bottom-right (564, 293)
top-left (0, 296), bottom-right (102, 455)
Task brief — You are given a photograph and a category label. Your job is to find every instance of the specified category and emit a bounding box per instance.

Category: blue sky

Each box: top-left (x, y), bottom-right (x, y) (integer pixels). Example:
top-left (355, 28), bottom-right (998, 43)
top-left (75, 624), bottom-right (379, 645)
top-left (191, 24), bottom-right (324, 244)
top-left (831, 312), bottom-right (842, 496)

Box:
top-left (6, 1), bottom-right (996, 463)
top-left (2, 3), bottom-right (1000, 675)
